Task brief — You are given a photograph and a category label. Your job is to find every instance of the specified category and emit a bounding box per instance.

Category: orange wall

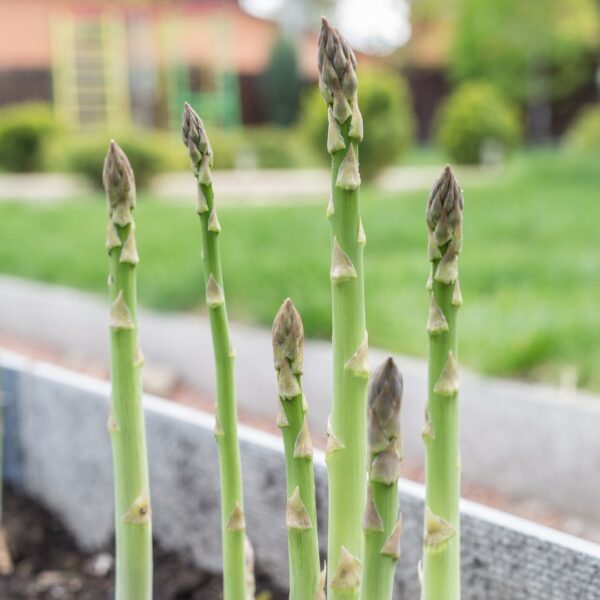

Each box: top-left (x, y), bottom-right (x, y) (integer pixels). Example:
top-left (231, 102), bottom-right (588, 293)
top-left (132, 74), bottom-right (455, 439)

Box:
top-left (0, 0), bottom-right (53, 68)
top-left (0, 0), bottom-right (324, 77)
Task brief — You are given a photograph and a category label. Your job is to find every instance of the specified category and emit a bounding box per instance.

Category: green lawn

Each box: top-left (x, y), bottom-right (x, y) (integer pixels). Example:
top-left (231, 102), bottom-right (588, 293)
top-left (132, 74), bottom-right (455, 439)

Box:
top-left (0, 150), bottom-right (598, 391)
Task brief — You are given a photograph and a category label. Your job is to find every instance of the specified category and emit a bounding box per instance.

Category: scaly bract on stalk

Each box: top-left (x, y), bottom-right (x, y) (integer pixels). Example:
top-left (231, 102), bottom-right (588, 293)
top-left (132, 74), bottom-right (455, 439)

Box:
top-left (421, 166), bottom-right (463, 600)
top-left (360, 358), bottom-right (403, 600)
top-left (181, 103), bottom-right (248, 600)
top-left (272, 298), bottom-right (322, 600)
top-left (104, 140), bottom-right (152, 600)
top-left (318, 17), bottom-right (369, 600)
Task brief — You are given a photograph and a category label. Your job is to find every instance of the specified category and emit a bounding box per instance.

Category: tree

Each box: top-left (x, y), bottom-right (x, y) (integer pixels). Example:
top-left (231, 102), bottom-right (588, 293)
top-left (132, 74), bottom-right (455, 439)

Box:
top-left (261, 35), bottom-right (302, 125)
top-left (450, 0), bottom-right (600, 139)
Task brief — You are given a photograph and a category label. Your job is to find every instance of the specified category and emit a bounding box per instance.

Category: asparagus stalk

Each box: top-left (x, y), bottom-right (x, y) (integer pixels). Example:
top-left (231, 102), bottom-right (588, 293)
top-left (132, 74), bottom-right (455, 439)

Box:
top-left (318, 18), bottom-right (369, 599)
top-left (360, 358), bottom-right (403, 600)
top-left (103, 141), bottom-right (152, 600)
top-left (421, 166), bottom-right (463, 600)
top-left (272, 298), bottom-right (321, 600)
top-left (181, 103), bottom-right (247, 600)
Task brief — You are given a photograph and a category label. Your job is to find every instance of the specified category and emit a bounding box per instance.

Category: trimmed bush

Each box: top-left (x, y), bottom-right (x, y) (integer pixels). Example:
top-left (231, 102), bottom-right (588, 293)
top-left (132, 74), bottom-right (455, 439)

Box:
top-left (435, 82), bottom-right (521, 164)
top-left (207, 126), bottom-right (315, 170)
top-left (51, 130), bottom-right (185, 189)
top-left (0, 103), bottom-right (58, 172)
top-left (300, 67), bottom-right (414, 180)
top-left (564, 104), bottom-right (600, 156)
top-left (261, 35), bottom-right (302, 126)
top-left (241, 127), bottom-right (314, 169)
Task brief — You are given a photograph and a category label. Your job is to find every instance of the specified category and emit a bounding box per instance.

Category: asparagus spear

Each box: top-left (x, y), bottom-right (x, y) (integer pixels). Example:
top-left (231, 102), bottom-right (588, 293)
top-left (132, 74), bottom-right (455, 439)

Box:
top-left (360, 358), bottom-right (403, 600)
top-left (181, 103), bottom-right (247, 600)
top-left (103, 141), bottom-right (152, 600)
top-left (272, 298), bottom-right (321, 600)
top-left (318, 18), bottom-right (369, 599)
top-left (421, 166), bottom-right (463, 600)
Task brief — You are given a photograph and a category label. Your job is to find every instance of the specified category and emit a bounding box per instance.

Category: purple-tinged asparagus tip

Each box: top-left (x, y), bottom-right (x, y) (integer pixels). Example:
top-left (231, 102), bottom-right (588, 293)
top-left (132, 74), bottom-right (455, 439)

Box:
top-left (426, 165), bottom-right (463, 253)
top-left (181, 102), bottom-right (212, 169)
top-left (317, 17), bottom-right (358, 120)
top-left (368, 357), bottom-right (403, 454)
top-left (103, 140), bottom-right (135, 222)
top-left (272, 298), bottom-right (304, 374)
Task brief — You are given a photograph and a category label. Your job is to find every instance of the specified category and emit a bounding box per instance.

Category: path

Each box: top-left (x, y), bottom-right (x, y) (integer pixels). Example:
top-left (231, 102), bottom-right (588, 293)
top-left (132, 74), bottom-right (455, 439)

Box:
top-left (0, 165), bottom-right (490, 204)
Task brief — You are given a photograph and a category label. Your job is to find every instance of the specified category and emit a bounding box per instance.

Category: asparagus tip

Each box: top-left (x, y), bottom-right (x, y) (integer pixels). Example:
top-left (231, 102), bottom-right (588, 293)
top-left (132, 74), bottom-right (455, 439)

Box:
top-left (317, 16), bottom-right (357, 118)
top-left (272, 298), bottom-right (304, 374)
top-left (368, 357), bottom-right (402, 450)
top-left (103, 140), bottom-right (135, 222)
top-left (181, 102), bottom-right (212, 169)
top-left (426, 165), bottom-right (463, 243)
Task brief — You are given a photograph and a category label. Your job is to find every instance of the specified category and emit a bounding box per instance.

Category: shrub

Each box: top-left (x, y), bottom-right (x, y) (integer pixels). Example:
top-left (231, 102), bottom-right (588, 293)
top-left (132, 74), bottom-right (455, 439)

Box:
top-left (241, 127), bottom-right (314, 169)
top-left (564, 104), bottom-right (600, 156)
top-left (260, 35), bottom-right (301, 125)
top-left (435, 82), bottom-right (521, 164)
top-left (52, 130), bottom-right (184, 189)
top-left (0, 103), bottom-right (58, 172)
top-left (204, 127), bottom-right (242, 169)
top-left (300, 67), bottom-right (414, 180)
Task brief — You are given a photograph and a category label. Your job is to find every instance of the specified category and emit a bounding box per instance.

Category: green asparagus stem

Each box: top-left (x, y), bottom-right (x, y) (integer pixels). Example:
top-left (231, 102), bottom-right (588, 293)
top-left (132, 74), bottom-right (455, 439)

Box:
top-left (181, 103), bottom-right (247, 600)
top-left (360, 358), bottom-right (403, 600)
top-left (103, 141), bottom-right (152, 600)
top-left (272, 298), bottom-right (321, 600)
top-left (421, 166), bottom-right (463, 600)
top-left (318, 17), bottom-right (369, 599)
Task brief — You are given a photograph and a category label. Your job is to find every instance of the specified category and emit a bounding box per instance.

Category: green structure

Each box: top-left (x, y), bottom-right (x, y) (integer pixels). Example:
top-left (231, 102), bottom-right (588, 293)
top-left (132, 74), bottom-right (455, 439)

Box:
top-left (50, 7), bottom-right (241, 132)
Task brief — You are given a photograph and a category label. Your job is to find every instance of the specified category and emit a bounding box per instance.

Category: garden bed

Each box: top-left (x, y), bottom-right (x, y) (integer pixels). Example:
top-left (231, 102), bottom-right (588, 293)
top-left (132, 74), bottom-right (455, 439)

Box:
top-left (2, 350), bottom-right (600, 598)
top-left (1, 486), bottom-right (285, 599)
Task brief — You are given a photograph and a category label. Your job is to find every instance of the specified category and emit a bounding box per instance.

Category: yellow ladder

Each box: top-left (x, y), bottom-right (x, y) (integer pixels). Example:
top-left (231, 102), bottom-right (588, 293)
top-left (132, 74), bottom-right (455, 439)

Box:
top-left (51, 11), bottom-right (131, 131)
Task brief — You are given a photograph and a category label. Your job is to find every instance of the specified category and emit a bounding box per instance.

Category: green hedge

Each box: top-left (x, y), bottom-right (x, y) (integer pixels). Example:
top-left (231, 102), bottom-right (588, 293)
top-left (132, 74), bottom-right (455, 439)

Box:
top-left (564, 104), bottom-right (600, 156)
top-left (300, 67), bottom-right (414, 180)
top-left (435, 82), bottom-right (521, 164)
top-left (48, 130), bottom-right (186, 189)
top-left (0, 103), bottom-right (59, 172)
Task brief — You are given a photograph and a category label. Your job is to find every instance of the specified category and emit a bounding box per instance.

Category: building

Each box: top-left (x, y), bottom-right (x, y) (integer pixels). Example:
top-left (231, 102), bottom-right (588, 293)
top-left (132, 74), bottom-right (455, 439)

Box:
top-left (0, 0), bottom-right (322, 130)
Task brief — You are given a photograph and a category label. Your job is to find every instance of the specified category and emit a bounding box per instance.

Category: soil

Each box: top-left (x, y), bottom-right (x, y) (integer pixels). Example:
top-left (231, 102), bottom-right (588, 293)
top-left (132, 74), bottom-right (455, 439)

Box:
top-left (0, 486), bottom-right (286, 600)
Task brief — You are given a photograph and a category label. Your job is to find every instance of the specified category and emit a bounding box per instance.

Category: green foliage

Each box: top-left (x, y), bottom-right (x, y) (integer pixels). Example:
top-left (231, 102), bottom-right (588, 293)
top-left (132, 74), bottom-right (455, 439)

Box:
top-left (51, 130), bottom-right (185, 189)
top-left (0, 103), bottom-right (58, 172)
top-left (201, 128), bottom-right (242, 169)
top-left (564, 104), bottom-right (600, 156)
top-left (241, 127), bottom-right (314, 169)
top-left (300, 67), bottom-right (414, 179)
top-left (435, 82), bottom-right (521, 164)
top-left (204, 126), bottom-right (316, 170)
top-left (451, 0), bottom-right (600, 102)
top-left (261, 35), bottom-right (302, 125)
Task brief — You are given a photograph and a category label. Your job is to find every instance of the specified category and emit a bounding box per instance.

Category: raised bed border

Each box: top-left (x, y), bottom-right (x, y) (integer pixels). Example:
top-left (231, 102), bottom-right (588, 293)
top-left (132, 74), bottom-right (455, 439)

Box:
top-left (2, 349), bottom-right (599, 598)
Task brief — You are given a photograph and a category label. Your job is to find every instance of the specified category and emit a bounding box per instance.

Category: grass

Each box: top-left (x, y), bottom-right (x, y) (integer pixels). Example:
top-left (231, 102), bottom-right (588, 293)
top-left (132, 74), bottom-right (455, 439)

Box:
top-left (0, 149), bottom-right (598, 391)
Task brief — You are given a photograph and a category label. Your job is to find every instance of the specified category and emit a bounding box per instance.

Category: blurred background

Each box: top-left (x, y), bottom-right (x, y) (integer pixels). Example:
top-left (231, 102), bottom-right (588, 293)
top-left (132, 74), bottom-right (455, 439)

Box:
top-left (0, 0), bottom-right (599, 547)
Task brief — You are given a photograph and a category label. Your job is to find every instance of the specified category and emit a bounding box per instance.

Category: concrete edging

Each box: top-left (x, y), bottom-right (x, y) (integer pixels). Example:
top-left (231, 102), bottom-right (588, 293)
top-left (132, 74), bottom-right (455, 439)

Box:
top-left (2, 350), bottom-right (599, 599)
top-left (0, 276), bottom-right (599, 529)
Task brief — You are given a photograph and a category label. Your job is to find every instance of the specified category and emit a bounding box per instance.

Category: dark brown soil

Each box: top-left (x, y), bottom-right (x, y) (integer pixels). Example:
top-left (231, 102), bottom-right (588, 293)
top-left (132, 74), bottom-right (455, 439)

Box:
top-left (0, 486), bottom-right (286, 599)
